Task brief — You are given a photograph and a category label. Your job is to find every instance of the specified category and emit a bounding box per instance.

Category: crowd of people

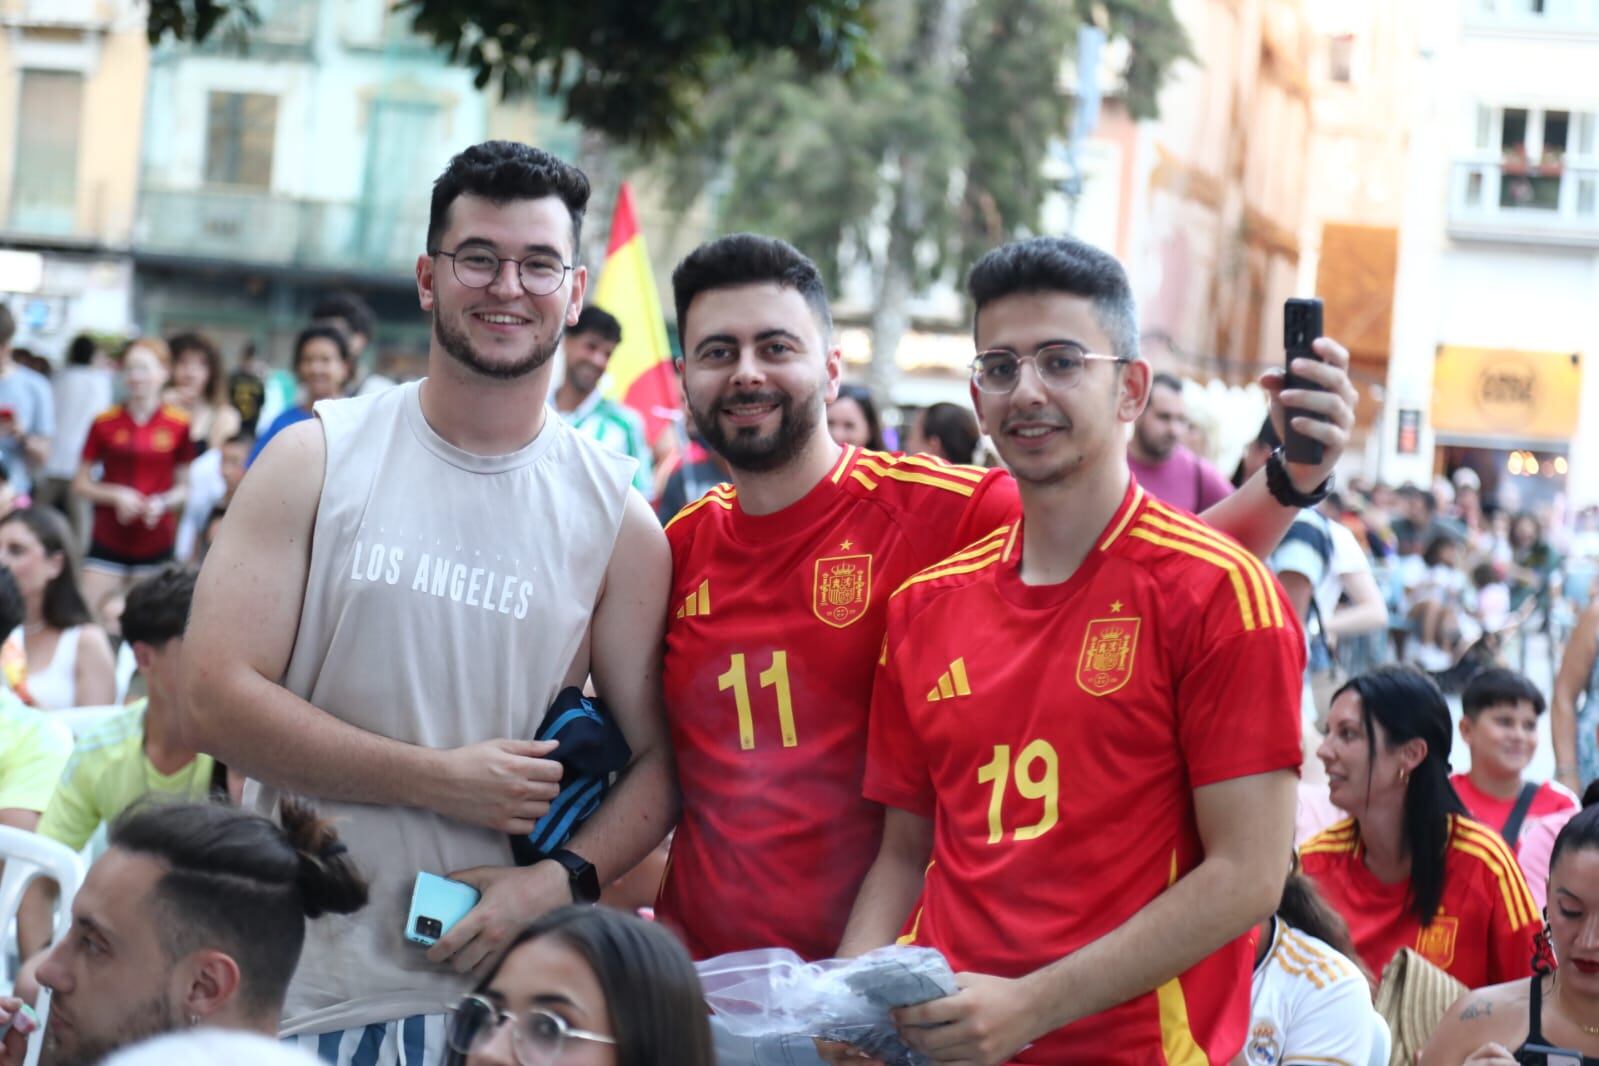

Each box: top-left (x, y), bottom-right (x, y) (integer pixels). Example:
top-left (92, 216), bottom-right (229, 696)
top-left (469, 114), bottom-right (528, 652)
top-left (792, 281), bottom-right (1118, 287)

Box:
top-left (0, 138), bottom-right (1596, 1066)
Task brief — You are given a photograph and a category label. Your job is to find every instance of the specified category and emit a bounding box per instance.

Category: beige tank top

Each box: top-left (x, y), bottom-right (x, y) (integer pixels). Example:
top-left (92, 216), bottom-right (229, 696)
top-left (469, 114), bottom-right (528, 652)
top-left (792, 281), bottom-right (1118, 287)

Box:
top-left (247, 380), bottom-right (635, 1034)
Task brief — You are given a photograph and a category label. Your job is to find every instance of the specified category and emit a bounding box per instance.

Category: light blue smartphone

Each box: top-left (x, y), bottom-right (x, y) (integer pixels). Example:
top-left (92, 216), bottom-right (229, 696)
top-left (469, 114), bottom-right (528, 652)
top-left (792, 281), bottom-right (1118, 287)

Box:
top-left (405, 872), bottom-right (480, 947)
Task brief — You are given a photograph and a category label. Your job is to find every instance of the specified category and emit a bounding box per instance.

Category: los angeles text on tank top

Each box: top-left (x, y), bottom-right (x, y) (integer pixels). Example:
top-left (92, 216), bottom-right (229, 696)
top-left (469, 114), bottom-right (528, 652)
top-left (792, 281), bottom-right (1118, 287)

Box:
top-left (247, 381), bottom-right (635, 1034)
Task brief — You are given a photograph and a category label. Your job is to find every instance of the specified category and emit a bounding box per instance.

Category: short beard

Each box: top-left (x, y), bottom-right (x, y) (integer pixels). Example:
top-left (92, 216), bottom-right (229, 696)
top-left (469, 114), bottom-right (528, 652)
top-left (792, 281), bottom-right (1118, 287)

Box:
top-left (435, 311), bottom-right (559, 382)
top-left (689, 385), bottom-right (823, 474)
top-left (48, 991), bottom-right (182, 1066)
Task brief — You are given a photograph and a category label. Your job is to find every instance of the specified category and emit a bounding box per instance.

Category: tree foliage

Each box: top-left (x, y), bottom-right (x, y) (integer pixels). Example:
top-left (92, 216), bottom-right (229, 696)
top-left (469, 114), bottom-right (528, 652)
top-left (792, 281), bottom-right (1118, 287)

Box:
top-left (662, 0), bottom-right (1191, 392)
top-left (143, 0), bottom-right (875, 151)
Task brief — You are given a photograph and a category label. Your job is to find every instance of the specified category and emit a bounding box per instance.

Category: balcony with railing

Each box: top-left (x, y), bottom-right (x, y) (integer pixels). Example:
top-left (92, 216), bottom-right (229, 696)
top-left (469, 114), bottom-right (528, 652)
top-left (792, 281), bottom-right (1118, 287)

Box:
top-left (134, 187), bottom-right (428, 276)
top-left (1450, 158), bottom-right (1599, 243)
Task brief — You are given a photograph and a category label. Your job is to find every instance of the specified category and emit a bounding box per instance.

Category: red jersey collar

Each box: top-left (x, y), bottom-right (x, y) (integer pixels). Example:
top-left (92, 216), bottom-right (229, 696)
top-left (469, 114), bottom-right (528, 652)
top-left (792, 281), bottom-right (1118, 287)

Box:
top-left (726, 444), bottom-right (858, 541)
top-left (994, 476), bottom-right (1147, 608)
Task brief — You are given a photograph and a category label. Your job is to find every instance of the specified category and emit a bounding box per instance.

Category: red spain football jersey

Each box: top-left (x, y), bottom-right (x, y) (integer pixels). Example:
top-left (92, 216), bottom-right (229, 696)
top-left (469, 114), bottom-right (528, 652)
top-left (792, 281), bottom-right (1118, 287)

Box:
top-left (1299, 814), bottom-right (1539, 989)
top-left (81, 405), bottom-right (197, 559)
top-left (657, 445), bottom-right (1018, 960)
top-left (1449, 773), bottom-right (1579, 850)
top-left (865, 480), bottom-right (1305, 1065)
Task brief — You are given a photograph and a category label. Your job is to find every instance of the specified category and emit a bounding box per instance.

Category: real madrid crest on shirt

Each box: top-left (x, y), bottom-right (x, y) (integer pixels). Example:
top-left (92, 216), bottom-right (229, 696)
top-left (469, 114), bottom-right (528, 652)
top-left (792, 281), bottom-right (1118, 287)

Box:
top-left (1076, 602), bottom-right (1140, 696)
top-left (1244, 1020), bottom-right (1282, 1065)
top-left (813, 541), bottom-right (872, 628)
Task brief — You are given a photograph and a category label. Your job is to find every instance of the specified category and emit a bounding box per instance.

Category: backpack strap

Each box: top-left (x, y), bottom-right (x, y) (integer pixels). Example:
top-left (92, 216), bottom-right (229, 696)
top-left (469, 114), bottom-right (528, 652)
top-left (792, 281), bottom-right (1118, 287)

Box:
top-left (1501, 781), bottom-right (1541, 847)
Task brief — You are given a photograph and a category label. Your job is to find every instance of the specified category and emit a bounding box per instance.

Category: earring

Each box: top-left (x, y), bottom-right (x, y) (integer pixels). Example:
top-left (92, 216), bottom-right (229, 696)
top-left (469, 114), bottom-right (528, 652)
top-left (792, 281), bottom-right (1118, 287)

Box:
top-left (1533, 915), bottom-right (1557, 974)
top-left (188, 1014), bottom-right (200, 1028)
top-left (1399, 767), bottom-right (1409, 785)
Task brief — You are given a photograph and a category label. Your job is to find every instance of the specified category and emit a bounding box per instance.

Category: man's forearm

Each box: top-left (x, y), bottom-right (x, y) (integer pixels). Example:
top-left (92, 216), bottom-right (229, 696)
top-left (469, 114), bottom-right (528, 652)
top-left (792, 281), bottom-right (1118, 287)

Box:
top-left (563, 742), bottom-right (678, 886)
top-left (186, 664), bottom-right (444, 808)
top-left (1198, 472), bottom-right (1292, 560)
top-left (1013, 851), bottom-right (1281, 1035)
top-left (1328, 601), bottom-right (1388, 638)
top-left (838, 830), bottom-right (931, 956)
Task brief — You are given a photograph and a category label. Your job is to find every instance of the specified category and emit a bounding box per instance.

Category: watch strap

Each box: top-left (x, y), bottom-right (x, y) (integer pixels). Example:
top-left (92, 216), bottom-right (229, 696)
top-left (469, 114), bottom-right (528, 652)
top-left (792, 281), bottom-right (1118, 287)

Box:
top-left (1265, 448), bottom-right (1332, 508)
top-left (545, 848), bottom-right (600, 903)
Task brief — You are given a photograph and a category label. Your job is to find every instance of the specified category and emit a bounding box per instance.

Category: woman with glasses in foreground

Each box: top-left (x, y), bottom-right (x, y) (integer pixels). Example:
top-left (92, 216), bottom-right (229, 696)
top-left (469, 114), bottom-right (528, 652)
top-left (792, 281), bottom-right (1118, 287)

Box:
top-left (444, 906), bottom-right (714, 1066)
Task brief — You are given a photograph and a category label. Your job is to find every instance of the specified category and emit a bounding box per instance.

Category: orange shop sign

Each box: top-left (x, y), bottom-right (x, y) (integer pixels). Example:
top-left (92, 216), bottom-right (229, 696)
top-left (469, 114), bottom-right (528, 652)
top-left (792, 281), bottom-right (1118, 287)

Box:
top-left (1430, 345), bottom-right (1581, 442)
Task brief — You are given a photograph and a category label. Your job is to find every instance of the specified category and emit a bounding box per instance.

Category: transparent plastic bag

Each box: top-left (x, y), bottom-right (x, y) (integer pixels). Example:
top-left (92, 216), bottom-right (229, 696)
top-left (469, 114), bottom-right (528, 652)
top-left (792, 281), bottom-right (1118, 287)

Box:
top-left (697, 945), bottom-right (958, 1066)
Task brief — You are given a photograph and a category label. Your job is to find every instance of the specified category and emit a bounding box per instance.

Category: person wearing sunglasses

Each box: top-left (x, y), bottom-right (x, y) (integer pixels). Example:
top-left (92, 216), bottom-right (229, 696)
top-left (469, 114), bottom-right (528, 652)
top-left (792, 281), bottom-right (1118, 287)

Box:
top-left (443, 906), bottom-right (713, 1066)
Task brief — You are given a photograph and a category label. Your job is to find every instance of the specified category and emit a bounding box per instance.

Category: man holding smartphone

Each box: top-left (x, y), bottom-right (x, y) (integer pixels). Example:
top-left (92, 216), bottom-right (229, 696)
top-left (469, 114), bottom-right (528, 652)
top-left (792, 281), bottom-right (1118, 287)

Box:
top-left (182, 142), bottom-right (674, 1064)
top-left (0, 305), bottom-right (53, 497)
top-left (834, 237), bottom-right (1310, 1064)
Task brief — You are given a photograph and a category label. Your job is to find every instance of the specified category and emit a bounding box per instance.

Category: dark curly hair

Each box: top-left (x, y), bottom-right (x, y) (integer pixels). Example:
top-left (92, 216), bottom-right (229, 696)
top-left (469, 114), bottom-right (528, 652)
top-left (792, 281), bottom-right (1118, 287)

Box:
top-left (427, 141), bottom-right (590, 259)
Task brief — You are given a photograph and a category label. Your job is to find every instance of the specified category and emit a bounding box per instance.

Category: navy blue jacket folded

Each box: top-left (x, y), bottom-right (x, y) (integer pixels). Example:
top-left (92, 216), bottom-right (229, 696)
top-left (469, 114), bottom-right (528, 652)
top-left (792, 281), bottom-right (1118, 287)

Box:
top-left (508, 686), bottom-right (632, 866)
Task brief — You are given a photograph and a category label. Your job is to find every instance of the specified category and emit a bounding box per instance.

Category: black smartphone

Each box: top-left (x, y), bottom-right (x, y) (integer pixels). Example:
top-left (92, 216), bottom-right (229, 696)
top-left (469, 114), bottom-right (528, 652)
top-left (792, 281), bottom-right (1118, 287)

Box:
top-left (1283, 297), bottom-right (1326, 466)
top-left (1517, 1045), bottom-right (1584, 1066)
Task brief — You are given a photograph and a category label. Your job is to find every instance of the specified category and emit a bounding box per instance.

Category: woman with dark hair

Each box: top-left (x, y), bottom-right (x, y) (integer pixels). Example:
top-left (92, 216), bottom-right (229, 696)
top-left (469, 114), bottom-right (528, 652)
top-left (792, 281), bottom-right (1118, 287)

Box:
top-left (1245, 866), bottom-right (1383, 1065)
top-left (0, 506), bottom-right (114, 707)
top-left (1301, 665), bottom-right (1540, 988)
top-left (247, 326), bottom-right (352, 466)
top-left (827, 383), bottom-right (885, 451)
top-left (1420, 794), bottom-right (1599, 1065)
top-left (443, 906), bottom-right (714, 1066)
top-left (166, 331), bottom-right (241, 454)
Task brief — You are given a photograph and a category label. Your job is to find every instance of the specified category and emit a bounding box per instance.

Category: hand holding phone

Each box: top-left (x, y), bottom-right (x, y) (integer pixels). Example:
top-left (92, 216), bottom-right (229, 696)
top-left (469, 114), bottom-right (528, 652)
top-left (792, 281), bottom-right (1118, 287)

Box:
top-left (1283, 298), bottom-right (1327, 465)
top-left (405, 872), bottom-right (481, 947)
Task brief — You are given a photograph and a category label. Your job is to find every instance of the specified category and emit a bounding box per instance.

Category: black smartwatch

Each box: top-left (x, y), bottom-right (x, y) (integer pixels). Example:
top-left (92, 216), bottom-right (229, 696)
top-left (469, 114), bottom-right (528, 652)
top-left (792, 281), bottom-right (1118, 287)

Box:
top-left (1265, 448), bottom-right (1332, 509)
top-left (545, 849), bottom-right (600, 904)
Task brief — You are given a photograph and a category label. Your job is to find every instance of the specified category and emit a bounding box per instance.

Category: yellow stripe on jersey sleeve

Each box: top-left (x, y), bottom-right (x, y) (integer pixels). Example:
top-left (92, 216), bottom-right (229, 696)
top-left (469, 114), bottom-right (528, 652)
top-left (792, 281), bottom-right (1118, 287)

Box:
top-left (1452, 819), bottom-right (1539, 926)
top-left (1128, 527), bottom-right (1262, 631)
top-left (1098, 483), bottom-right (1147, 551)
top-left (891, 452), bottom-right (987, 483)
top-left (855, 455), bottom-right (977, 497)
top-left (1452, 819), bottom-right (1539, 928)
top-left (1143, 504), bottom-right (1283, 629)
top-left (891, 550), bottom-right (1005, 598)
top-left (831, 445), bottom-right (859, 484)
top-left (936, 525), bottom-right (1013, 565)
top-left (664, 487), bottom-right (735, 531)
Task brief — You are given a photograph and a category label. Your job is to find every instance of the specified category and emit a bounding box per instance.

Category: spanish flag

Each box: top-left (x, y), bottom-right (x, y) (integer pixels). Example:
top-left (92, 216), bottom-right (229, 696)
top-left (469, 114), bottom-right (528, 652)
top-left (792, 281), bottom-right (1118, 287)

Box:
top-left (595, 183), bottom-right (677, 445)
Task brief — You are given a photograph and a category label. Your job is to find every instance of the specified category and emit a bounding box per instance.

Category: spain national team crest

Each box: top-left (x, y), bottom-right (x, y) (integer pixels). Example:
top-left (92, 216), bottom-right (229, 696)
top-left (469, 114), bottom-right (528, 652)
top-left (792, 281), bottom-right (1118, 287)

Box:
top-left (1245, 1020), bottom-right (1282, 1065)
top-left (813, 554), bottom-right (872, 629)
top-left (151, 427), bottom-right (176, 452)
top-left (1076, 617), bottom-right (1141, 696)
top-left (1416, 914), bottom-right (1459, 970)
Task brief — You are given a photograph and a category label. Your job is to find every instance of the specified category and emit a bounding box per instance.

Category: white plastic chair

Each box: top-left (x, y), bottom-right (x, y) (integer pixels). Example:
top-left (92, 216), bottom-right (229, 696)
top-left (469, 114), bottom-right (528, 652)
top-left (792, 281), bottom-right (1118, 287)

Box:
top-left (0, 827), bottom-right (86, 1066)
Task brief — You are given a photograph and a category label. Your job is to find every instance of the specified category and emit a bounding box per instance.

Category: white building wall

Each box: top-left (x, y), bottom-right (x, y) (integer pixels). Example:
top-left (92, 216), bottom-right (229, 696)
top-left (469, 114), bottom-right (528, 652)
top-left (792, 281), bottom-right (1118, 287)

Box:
top-left (1385, 0), bottom-right (1599, 501)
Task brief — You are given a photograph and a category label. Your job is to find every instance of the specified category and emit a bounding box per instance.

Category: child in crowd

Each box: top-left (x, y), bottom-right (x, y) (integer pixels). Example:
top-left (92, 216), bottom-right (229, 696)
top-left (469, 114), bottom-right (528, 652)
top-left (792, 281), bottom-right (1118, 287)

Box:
top-left (1450, 667), bottom-right (1579, 851)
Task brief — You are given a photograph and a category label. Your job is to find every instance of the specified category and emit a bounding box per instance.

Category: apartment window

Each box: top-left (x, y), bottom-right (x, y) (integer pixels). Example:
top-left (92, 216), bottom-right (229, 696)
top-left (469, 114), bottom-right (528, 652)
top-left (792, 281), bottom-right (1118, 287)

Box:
top-left (204, 92), bottom-right (278, 189)
top-left (9, 71), bottom-right (83, 234)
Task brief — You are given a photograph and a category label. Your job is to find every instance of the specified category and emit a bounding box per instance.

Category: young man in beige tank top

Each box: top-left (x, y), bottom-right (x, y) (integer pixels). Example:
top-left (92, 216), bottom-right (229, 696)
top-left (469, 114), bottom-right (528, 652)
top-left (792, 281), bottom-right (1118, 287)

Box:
top-left (181, 142), bottom-right (673, 1063)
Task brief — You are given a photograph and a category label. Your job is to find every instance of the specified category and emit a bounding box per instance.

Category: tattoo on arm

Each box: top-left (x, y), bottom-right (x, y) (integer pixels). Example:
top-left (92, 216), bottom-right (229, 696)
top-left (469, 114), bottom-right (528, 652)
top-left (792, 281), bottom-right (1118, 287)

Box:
top-left (1460, 1000), bottom-right (1493, 1021)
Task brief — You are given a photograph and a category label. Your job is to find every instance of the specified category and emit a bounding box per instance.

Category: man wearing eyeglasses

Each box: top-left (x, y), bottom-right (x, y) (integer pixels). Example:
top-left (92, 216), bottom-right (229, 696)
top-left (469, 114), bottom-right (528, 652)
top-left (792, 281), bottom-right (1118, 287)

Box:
top-left (181, 141), bottom-right (674, 1065)
top-left (831, 236), bottom-right (1308, 1065)
top-left (655, 232), bottom-right (1354, 975)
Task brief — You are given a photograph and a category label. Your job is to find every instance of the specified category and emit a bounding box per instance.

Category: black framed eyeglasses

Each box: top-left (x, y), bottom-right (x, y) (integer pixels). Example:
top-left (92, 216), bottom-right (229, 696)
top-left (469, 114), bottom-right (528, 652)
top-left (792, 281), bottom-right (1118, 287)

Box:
top-left (970, 343), bottom-right (1128, 394)
top-left (446, 993), bottom-right (615, 1064)
top-left (431, 247), bottom-right (572, 297)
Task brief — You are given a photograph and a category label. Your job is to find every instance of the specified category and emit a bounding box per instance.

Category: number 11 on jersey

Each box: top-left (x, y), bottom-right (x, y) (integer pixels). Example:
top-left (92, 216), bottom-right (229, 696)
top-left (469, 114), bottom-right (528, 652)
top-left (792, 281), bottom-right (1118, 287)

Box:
top-left (717, 652), bottom-right (797, 750)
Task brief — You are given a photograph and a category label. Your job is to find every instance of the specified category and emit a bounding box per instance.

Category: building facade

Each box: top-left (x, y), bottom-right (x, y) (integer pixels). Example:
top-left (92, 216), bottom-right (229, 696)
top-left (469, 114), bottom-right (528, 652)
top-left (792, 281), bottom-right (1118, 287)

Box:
top-left (1386, 0), bottom-right (1599, 510)
top-left (0, 0), bottom-right (149, 356)
top-left (132, 0), bottom-right (574, 372)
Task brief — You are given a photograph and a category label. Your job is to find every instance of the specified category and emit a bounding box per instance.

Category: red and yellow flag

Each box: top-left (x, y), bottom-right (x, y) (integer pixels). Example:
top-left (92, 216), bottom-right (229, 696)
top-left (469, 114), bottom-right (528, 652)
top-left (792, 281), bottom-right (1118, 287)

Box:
top-left (595, 183), bottom-right (677, 444)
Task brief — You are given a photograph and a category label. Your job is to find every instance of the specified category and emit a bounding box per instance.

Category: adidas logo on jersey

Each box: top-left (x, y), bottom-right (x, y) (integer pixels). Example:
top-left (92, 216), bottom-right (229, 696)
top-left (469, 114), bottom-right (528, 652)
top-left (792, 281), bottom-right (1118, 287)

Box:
top-left (926, 658), bottom-right (972, 702)
top-left (676, 580), bottom-right (711, 619)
